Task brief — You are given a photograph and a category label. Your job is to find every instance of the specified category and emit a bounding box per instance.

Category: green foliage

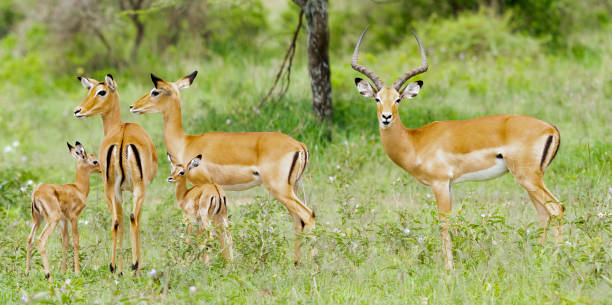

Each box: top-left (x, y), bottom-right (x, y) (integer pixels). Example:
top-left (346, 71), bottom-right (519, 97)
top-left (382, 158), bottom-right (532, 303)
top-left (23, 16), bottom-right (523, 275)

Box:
top-left (0, 2), bottom-right (610, 304)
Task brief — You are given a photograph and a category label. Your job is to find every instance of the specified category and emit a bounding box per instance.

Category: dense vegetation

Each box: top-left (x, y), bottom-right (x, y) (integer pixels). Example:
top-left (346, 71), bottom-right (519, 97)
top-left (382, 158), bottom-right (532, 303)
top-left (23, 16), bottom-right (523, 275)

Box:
top-left (0, 0), bottom-right (610, 303)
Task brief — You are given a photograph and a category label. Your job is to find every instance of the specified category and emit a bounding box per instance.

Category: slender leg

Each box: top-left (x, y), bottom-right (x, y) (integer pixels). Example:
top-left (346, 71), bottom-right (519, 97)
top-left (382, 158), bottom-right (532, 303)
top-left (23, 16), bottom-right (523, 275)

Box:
top-left (290, 212), bottom-right (305, 264)
top-left (528, 194), bottom-right (550, 243)
top-left (70, 219), bottom-right (81, 274)
top-left (109, 194), bottom-right (124, 274)
top-left (26, 215), bottom-right (42, 274)
top-left (61, 220), bottom-right (69, 274)
top-left (431, 181), bottom-right (454, 270)
top-left (129, 185), bottom-right (145, 274)
top-left (185, 223), bottom-right (193, 246)
top-left (198, 206), bottom-right (212, 263)
top-left (213, 211), bottom-right (233, 262)
top-left (38, 216), bottom-right (60, 281)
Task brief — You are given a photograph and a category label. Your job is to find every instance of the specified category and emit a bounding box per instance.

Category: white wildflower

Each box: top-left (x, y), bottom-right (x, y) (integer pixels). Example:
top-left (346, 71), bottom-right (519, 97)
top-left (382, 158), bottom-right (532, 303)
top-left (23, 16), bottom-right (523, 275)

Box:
top-left (21, 295), bottom-right (28, 303)
top-left (4, 146), bottom-right (13, 153)
top-left (343, 140), bottom-right (349, 147)
top-left (403, 228), bottom-right (410, 235)
top-left (189, 286), bottom-right (197, 294)
top-left (12, 141), bottom-right (19, 147)
top-left (149, 269), bottom-right (157, 278)
top-left (328, 176), bottom-right (336, 183)
top-left (417, 237), bottom-right (424, 243)
top-left (225, 119), bottom-right (231, 125)
top-left (426, 194), bottom-right (431, 198)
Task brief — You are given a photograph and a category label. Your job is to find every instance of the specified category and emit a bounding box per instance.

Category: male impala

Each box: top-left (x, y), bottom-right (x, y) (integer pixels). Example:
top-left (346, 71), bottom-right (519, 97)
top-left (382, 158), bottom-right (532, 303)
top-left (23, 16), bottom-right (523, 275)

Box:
top-left (351, 27), bottom-right (564, 269)
top-left (130, 72), bottom-right (314, 263)
top-left (74, 74), bottom-right (158, 274)
top-left (27, 142), bottom-right (100, 281)
top-left (167, 153), bottom-right (233, 262)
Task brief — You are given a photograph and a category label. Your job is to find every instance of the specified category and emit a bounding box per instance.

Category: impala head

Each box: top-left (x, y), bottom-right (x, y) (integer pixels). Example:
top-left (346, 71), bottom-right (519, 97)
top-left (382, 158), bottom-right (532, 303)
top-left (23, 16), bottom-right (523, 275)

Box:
top-left (67, 141), bottom-right (101, 173)
top-left (130, 71), bottom-right (198, 114)
top-left (74, 74), bottom-right (118, 118)
top-left (351, 26), bottom-right (428, 129)
top-left (166, 153), bottom-right (201, 183)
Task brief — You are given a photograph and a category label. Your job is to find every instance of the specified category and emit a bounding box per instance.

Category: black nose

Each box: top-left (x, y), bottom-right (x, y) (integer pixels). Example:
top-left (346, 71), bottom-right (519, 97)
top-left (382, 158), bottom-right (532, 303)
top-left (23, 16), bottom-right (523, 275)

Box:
top-left (167, 178), bottom-right (172, 183)
top-left (74, 109), bottom-right (81, 114)
top-left (129, 105), bottom-right (133, 109)
top-left (93, 161), bottom-right (98, 165)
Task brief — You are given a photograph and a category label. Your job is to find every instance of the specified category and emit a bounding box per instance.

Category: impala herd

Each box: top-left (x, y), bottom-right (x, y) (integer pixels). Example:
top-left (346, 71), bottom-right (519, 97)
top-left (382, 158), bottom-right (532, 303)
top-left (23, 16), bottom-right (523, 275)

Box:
top-left (25, 27), bottom-right (564, 280)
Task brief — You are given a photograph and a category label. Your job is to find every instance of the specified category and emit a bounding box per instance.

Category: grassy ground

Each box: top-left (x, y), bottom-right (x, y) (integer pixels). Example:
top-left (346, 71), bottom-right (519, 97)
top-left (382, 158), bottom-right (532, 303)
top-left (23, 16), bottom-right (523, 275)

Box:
top-left (0, 11), bottom-right (611, 305)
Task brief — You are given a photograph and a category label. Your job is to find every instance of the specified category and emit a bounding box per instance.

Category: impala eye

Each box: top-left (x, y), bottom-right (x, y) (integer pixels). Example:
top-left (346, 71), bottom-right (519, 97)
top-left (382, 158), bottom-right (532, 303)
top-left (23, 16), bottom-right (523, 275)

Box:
top-left (179, 171), bottom-right (184, 175)
top-left (97, 90), bottom-right (107, 96)
top-left (375, 98), bottom-right (381, 103)
top-left (395, 99), bottom-right (401, 103)
top-left (151, 90), bottom-right (160, 97)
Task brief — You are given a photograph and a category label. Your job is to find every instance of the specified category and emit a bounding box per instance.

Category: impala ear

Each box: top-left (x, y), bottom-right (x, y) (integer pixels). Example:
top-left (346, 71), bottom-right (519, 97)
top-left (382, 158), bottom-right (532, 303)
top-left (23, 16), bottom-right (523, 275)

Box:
top-left (188, 154), bottom-right (202, 170)
top-left (176, 71), bottom-right (198, 89)
top-left (151, 73), bottom-right (164, 89)
top-left (105, 74), bottom-right (117, 91)
top-left (401, 81), bottom-right (423, 99)
top-left (166, 152), bottom-right (175, 166)
top-left (74, 141), bottom-right (86, 159)
top-left (78, 76), bottom-right (94, 90)
top-left (355, 78), bottom-right (376, 98)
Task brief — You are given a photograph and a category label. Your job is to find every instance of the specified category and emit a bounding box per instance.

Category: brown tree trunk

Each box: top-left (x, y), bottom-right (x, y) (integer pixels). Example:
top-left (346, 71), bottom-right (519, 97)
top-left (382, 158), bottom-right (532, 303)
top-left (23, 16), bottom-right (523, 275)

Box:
top-left (293, 0), bottom-right (332, 121)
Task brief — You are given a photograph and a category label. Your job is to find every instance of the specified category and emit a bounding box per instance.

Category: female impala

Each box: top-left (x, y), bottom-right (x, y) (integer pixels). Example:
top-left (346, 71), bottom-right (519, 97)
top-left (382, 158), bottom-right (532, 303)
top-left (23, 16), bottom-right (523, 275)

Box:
top-left (167, 153), bottom-right (233, 262)
top-left (74, 74), bottom-right (158, 274)
top-left (27, 142), bottom-right (100, 281)
top-left (129, 72), bottom-right (314, 263)
top-left (351, 27), bottom-right (564, 269)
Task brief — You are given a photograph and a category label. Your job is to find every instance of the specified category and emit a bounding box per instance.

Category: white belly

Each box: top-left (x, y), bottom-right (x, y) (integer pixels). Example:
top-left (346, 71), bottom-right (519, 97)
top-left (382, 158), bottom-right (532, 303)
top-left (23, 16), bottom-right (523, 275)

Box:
top-left (453, 158), bottom-right (508, 184)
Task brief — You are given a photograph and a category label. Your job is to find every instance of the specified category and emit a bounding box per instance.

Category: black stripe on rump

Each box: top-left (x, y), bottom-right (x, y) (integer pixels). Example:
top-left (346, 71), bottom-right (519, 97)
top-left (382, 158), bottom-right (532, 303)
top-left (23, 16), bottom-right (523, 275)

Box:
top-left (287, 151), bottom-right (299, 184)
top-left (129, 144), bottom-right (143, 179)
top-left (118, 137), bottom-right (125, 186)
top-left (547, 127), bottom-right (560, 168)
top-left (540, 135), bottom-right (553, 169)
top-left (106, 145), bottom-right (116, 181)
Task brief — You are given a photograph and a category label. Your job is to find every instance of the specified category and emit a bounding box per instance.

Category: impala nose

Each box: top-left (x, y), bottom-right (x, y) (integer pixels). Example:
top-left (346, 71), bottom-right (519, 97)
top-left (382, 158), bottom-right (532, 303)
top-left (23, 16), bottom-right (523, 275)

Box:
top-left (129, 105), bottom-right (133, 109)
top-left (381, 112), bottom-right (392, 125)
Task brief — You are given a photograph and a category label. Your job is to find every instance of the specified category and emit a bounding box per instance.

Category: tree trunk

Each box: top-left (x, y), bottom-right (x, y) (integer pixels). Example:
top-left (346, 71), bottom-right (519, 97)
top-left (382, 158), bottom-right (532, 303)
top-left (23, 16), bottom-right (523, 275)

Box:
top-left (293, 0), bottom-right (332, 120)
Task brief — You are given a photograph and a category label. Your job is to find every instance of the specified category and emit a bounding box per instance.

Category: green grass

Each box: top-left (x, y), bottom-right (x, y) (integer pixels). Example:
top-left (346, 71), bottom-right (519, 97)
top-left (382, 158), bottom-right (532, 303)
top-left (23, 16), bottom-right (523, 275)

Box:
top-left (0, 12), bottom-right (611, 304)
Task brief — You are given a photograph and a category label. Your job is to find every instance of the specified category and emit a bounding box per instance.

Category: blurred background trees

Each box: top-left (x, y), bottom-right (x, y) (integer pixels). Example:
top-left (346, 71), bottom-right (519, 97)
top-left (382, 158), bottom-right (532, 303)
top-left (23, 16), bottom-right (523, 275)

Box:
top-left (0, 0), bottom-right (609, 116)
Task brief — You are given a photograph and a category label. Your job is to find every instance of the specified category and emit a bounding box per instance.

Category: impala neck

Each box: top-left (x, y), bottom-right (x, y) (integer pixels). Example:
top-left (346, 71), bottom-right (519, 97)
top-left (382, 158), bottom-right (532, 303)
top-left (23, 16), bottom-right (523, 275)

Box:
top-left (175, 178), bottom-right (188, 207)
top-left (379, 114), bottom-right (416, 168)
top-left (162, 99), bottom-right (187, 152)
top-left (101, 95), bottom-right (124, 135)
top-left (74, 166), bottom-right (92, 197)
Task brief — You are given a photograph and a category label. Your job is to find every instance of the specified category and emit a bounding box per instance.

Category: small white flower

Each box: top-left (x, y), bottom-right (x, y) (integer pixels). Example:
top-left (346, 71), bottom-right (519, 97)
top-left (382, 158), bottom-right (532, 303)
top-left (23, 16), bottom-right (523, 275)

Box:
top-left (328, 176), bottom-right (336, 183)
top-left (343, 140), bottom-right (349, 147)
top-left (225, 119), bottom-right (231, 125)
top-left (4, 146), bottom-right (13, 153)
top-left (336, 165), bottom-right (340, 169)
top-left (21, 295), bottom-right (28, 303)
top-left (60, 285), bottom-right (67, 293)
top-left (403, 228), bottom-right (410, 235)
top-left (65, 278), bottom-right (71, 285)
top-left (21, 156), bottom-right (27, 162)
top-left (149, 269), bottom-right (157, 277)
top-left (20, 186), bottom-right (27, 192)
top-left (417, 237), bottom-right (424, 243)
top-left (608, 187), bottom-right (612, 194)
top-left (426, 194), bottom-right (431, 198)
top-left (189, 286), bottom-right (197, 294)
top-left (27, 180), bottom-right (33, 185)
top-left (115, 280), bottom-right (119, 285)
top-left (332, 228), bottom-right (341, 233)
top-left (481, 214), bottom-right (486, 218)
top-left (355, 204), bottom-right (359, 208)
top-left (598, 212), bottom-right (604, 218)
top-left (565, 241), bottom-right (572, 246)
top-left (253, 108), bottom-right (260, 115)
top-left (12, 141), bottom-right (19, 147)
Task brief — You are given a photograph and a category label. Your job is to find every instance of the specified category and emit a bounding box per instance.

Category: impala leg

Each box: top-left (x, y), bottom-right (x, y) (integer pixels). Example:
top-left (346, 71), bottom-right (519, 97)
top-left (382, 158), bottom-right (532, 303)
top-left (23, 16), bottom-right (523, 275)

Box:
top-left (26, 215), bottom-right (42, 274)
top-left (431, 181), bottom-right (454, 270)
top-left (185, 223), bottom-right (193, 246)
top-left (106, 187), bottom-right (123, 274)
top-left (129, 185), bottom-right (145, 274)
top-left (213, 205), bottom-right (233, 262)
top-left (271, 190), bottom-right (315, 265)
top-left (528, 194), bottom-right (550, 243)
top-left (61, 220), bottom-right (69, 274)
top-left (70, 219), bottom-right (81, 274)
top-left (198, 206), bottom-right (212, 263)
top-left (38, 215), bottom-right (60, 281)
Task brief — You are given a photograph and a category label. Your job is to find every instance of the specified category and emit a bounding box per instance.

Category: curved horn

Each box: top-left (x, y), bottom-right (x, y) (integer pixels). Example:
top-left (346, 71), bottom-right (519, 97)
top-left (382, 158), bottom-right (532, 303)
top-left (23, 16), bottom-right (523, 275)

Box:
top-left (352, 26), bottom-right (384, 90)
top-left (392, 31), bottom-right (428, 91)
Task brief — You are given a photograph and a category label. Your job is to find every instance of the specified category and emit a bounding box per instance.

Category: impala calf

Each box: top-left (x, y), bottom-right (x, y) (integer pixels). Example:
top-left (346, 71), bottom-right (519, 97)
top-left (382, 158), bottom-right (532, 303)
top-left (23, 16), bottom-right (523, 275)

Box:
top-left (26, 142), bottom-right (101, 281)
top-left (352, 26), bottom-right (564, 269)
top-left (167, 153), bottom-right (233, 262)
top-left (74, 74), bottom-right (158, 274)
top-left (130, 72), bottom-right (314, 263)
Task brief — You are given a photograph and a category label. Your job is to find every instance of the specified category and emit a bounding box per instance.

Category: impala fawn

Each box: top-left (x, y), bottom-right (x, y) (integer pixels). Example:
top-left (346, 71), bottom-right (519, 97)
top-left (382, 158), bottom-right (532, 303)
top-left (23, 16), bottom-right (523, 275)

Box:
top-left (26, 142), bottom-right (101, 281)
top-left (167, 153), bottom-right (233, 262)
